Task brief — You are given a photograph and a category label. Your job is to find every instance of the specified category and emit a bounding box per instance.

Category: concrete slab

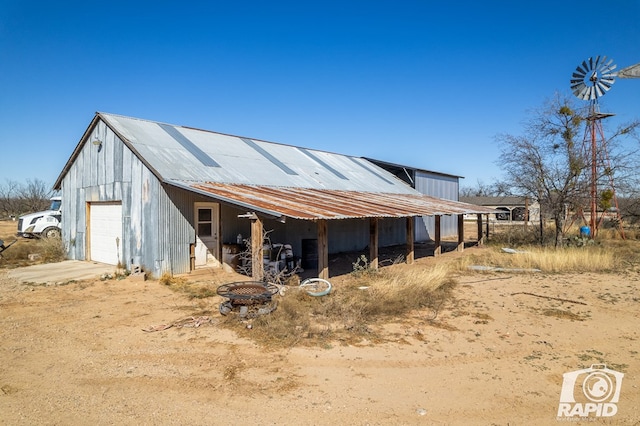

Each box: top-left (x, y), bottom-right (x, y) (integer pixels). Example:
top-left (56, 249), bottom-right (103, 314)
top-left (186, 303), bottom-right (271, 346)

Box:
top-left (6, 260), bottom-right (117, 284)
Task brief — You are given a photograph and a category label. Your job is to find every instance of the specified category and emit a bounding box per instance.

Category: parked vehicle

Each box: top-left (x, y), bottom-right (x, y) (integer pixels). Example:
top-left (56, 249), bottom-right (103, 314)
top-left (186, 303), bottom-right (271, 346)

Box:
top-left (16, 196), bottom-right (62, 239)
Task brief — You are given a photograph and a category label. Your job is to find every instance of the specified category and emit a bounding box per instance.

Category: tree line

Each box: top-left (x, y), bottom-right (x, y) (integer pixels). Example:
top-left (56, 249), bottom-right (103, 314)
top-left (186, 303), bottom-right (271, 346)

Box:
top-left (0, 179), bottom-right (56, 219)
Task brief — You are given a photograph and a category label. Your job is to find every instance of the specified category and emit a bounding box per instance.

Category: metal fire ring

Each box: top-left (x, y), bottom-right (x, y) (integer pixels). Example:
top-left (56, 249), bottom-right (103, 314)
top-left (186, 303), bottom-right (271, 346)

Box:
top-left (216, 281), bottom-right (279, 305)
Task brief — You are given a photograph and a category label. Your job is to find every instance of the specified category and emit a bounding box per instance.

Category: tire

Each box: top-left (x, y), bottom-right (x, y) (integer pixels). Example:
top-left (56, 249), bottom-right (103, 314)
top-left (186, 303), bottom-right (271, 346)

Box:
top-left (41, 227), bottom-right (61, 239)
top-left (300, 278), bottom-right (332, 297)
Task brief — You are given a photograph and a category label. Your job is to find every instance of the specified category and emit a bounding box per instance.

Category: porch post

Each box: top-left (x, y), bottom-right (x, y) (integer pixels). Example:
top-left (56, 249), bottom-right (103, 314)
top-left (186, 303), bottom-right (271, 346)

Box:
top-left (476, 213), bottom-right (484, 245)
top-left (457, 214), bottom-right (465, 252)
top-left (434, 215), bottom-right (442, 257)
top-left (369, 217), bottom-right (379, 270)
top-left (406, 216), bottom-right (414, 264)
top-left (317, 219), bottom-right (329, 279)
top-left (251, 216), bottom-right (263, 281)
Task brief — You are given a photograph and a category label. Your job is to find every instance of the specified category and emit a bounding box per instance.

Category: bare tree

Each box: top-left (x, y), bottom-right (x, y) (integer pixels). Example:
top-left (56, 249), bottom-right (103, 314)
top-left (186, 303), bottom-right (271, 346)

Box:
top-left (460, 180), bottom-right (502, 197)
top-left (0, 179), bottom-right (22, 218)
top-left (0, 179), bottom-right (54, 218)
top-left (496, 93), bottom-right (640, 246)
top-left (18, 179), bottom-right (53, 214)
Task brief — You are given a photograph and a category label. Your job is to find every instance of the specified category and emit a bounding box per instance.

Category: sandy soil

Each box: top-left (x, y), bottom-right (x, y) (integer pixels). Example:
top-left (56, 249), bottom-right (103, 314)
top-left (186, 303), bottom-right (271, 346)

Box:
top-left (1, 255), bottom-right (639, 425)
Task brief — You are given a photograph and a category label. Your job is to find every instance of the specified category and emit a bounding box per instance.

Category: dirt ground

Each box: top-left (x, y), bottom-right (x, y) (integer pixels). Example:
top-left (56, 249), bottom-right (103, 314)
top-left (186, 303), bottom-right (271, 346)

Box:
top-left (1, 220), bottom-right (639, 425)
top-left (0, 264), bottom-right (638, 424)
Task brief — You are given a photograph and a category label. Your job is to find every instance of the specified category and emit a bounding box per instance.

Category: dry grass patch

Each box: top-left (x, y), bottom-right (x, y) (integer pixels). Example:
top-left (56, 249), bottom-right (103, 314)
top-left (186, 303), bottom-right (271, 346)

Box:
top-left (456, 245), bottom-right (620, 274)
top-left (221, 263), bottom-right (457, 348)
top-left (159, 272), bottom-right (234, 299)
top-left (0, 236), bottom-right (65, 266)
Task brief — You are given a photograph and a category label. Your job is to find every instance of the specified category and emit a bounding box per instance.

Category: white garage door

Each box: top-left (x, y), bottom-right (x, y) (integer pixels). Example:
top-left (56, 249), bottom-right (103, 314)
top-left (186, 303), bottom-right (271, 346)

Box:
top-left (90, 203), bottom-right (123, 265)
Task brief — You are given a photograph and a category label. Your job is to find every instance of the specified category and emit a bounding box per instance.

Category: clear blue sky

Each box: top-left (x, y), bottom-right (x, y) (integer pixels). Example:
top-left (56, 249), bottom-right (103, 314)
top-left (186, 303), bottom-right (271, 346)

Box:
top-left (1, 1), bottom-right (639, 190)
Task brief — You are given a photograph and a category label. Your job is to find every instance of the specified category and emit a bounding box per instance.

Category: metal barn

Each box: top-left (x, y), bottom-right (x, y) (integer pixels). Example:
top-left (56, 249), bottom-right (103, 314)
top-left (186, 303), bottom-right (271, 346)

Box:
top-left (54, 113), bottom-right (493, 278)
top-left (366, 159), bottom-right (461, 240)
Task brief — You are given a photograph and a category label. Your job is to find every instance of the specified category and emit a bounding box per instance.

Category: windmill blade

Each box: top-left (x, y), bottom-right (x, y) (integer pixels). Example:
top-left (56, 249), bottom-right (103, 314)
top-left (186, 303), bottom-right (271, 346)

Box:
top-left (594, 84), bottom-right (605, 99)
top-left (576, 64), bottom-right (587, 76)
top-left (599, 76), bottom-right (615, 87)
top-left (581, 60), bottom-right (590, 73)
top-left (577, 85), bottom-right (591, 100)
top-left (571, 83), bottom-right (584, 93)
top-left (571, 79), bottom-right (585, 90)
top-left (596, 81), bottom-right (611, 96)
top-left (601, 56), bottom-right (615, 70)
top-left (618, 62), bottom-right (640, 79)
top-left (571, 83), bottom-right (585, 96)
top-left (570, 77), bottom-right (585, 86)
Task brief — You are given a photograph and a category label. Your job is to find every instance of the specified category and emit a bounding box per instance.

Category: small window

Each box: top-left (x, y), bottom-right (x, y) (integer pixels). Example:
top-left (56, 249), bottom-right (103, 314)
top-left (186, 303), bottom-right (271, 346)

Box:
top-left (198, 209), bottom-right (212, 222)
top-left (198, 223), bottom-right (212, 236)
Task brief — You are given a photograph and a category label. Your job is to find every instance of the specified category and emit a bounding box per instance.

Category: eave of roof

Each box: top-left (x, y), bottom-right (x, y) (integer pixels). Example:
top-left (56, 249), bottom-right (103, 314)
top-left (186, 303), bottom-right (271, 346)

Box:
top-left (169, 181), bottom-right (496, 220)
top-left (364, 157), bottom-right (463, 179)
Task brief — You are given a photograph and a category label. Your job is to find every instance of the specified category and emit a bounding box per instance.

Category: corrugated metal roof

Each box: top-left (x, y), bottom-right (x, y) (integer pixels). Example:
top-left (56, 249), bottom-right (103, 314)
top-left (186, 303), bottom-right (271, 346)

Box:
top-left (170, 181), bottom-right (496, 220)
top-left (56, 113), bottom-right (496, 221)
top-left (98, 113), bottom-right (417, 195)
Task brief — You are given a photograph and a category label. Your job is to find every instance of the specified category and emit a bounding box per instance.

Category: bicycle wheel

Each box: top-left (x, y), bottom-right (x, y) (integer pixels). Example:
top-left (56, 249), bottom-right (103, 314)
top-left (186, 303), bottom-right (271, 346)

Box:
top-left (299, 278), bottom-right (332, 297)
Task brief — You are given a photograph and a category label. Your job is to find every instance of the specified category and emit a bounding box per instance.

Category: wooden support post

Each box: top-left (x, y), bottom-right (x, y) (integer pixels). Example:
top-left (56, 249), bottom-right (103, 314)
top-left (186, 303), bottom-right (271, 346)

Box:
top-left (485, 214), bottom-right (490, 241)
top-left (476, 213), bottom-right (484, 246)
top-left (434, 215), bottom-right (442, 257)
top-left (405, 216), bottom-right (414, 264)
top-left (317, 220), bottom-right (329, 279)
top-left (251, 216), bottom-right (263, 281)
top-left (457, 214), bottom-right (465, 252)
top-left (369, 217), bottom-right (379, 270)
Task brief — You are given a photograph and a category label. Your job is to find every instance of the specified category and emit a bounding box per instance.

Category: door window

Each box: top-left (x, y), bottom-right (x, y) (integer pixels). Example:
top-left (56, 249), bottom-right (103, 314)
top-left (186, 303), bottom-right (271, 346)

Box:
top-left (197, 208), bottom-right (213, 236)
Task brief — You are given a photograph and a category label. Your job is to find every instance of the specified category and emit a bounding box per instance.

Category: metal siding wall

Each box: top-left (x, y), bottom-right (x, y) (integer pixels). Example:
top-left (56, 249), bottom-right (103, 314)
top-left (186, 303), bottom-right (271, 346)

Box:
top-left (218, 206), bottom-right (382, 259)
top-left (139, 169), bottom-right (160, 275)
top-left (378, 217), bottom-right (407, 247)
top-left (162, 185), bottom-right (199, 276)
top-left (129, 155), bottom-right (143, 267)
top-left (328, 218), bottom-right (369, 253)
top-left (414, 171), bottom-right (460, 240)
top-left (59, 120), bottom-right (155, 272)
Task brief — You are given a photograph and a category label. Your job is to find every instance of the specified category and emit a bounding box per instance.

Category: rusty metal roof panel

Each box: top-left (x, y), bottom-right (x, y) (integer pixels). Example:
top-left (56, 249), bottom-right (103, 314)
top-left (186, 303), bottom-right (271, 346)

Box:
top-left (170, 181), bottom-right (496, 220)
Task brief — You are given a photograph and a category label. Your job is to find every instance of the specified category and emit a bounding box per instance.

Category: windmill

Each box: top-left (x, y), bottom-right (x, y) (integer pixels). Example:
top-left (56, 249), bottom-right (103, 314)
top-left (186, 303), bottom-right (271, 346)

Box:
top-left (570, 56), bottom-right (623, 238)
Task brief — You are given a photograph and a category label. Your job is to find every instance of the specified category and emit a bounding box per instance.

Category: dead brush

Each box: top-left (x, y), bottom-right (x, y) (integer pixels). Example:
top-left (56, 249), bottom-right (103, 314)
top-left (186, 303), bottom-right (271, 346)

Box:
top-left (454, 244), bottom-right (620, 273)
top-left (37, 237), bottom-right (66, 262)
top-left (234, 290), bottom-right (318, 347)
top-left (160, 272), bottom-right (228, 299)
top-left (0, 237), bottom-right (65, 266)
top-left (225, 263), bottom-right (457, 348)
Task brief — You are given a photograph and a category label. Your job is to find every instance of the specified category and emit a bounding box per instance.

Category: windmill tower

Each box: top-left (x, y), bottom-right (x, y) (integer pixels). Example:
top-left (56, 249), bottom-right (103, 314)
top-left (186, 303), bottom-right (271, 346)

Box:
top-left (570, 56), bottom-right (624, 238)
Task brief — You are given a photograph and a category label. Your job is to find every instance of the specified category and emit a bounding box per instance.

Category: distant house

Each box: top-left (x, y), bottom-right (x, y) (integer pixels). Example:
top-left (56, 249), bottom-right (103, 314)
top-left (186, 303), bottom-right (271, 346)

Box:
top-left (54, 113), bottom-right (494, 278)
top-left (460, 196), bottom-right (539, 222)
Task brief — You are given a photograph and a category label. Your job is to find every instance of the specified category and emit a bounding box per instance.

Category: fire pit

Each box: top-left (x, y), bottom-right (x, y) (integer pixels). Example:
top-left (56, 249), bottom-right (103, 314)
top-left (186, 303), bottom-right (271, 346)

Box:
top-left (216, 281), bottom-right (279, 304)
top-left (217, 281), bottom-right (279, 318)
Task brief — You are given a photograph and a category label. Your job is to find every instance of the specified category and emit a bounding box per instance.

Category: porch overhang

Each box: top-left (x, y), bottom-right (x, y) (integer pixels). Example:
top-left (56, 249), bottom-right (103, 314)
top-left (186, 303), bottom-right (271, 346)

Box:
top-left (168, 180), bottom-right (496, 220)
